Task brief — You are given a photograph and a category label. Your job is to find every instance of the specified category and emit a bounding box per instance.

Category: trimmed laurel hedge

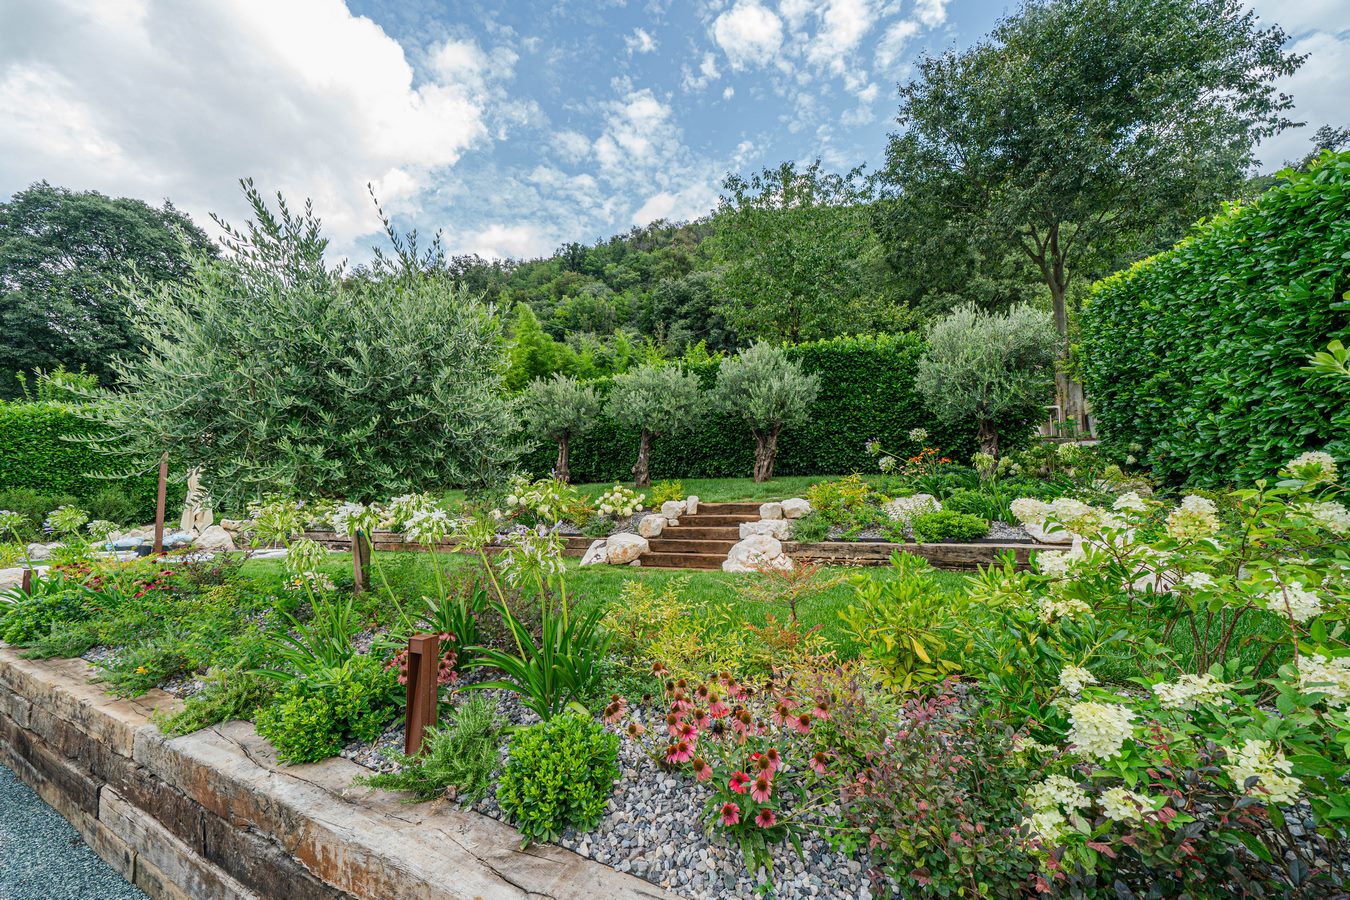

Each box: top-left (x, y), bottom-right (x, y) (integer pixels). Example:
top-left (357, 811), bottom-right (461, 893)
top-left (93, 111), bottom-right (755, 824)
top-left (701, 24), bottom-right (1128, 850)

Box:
top-left (1081, 152), bottom-right (1350, 487)
top-left (0, 401), bottom-right (165, 520)
top-left (524, 333), bottom-right (1039, 483)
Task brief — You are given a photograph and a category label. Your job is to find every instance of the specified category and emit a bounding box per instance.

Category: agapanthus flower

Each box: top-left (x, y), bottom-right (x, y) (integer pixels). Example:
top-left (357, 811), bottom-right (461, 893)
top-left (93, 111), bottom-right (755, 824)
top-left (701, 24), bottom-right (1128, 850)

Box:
top-left (1068, 701), bottom-right (1135, 760)
top-left (720, 802), bottom-right (741, 827)
top-left (498, 527), bottom-right (565, 586)
top-left (1264, 582), bottom-right (1323, 622)
top-left (403, 508), bottom-right (454, 546)
top-left (1224, 739), bottom-right (1302, 805)
top-left (755, 808), bottom-right (777, 828)
top-left (1151, 673), bottom-right (1232, 710)
top-left (908, 427), bottom-right (928, 444)
top-left (729, 771), bottom-right (750, 794)
top-left (751, 776), bottom-right (773, 804)
top-left (1058, 665), bottom-right (1096, 695)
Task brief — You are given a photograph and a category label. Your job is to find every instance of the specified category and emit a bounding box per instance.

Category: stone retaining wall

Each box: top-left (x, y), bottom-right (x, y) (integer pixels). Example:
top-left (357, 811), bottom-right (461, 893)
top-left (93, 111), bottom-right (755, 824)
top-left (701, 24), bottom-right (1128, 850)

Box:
top-left (0, 647), bottom-right (674, 900)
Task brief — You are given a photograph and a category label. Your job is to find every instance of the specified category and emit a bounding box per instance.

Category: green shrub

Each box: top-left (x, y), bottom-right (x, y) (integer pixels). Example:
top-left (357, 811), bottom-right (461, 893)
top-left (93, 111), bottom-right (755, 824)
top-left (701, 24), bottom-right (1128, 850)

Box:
top-left (357, 696), bottom-right (503, 803)
top-left (0, 488), bottom-right (81, 539)
top-left (255, 655), bottom-right (398, 764)
top-left (649, 479), bottom-right (684, 505)
top-left (1081, 152), bottom-right (1350, 486)
top-left (85, 486), bottom-right (141, 526)
top-left (496, 713), bottom-right (619, 844)
top-left (158, 667), bottom-right (276, 736)
top-left (522, 334), bottom-right (1038, 482)
top-left (0, 572), bottom-right (97, 644)
top-left (910, 509), bottom-right (990, 542)
top-left (788, 511), bottom-right (831, 543)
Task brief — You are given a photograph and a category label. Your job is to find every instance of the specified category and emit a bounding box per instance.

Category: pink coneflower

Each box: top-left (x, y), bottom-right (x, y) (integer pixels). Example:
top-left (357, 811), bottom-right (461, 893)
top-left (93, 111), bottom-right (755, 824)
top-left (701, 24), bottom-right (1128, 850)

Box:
top-left (750, 753), bottom-right (773, 778)
top-left (691, 708), bottom-right (711, 729)
top-left (813, 700), bottom-right (831, 720)
top-left (751, 776), bottom-right (773, 804)
top-left (729, 771), bottom-right (750, 794)
top-left (720, 802), bottom-right (740, 827)
top-left (626, 722), bottom-right (645, 738)
top-left (771, 702), bottom-right (792, 727)
top-left (671, 692), bottom-right (692, 713)
top-left (666, 712), bottom-right (682, 737)
top-left (691, 757), bottom-right (712, 782)
top-left (764, 747), bottom-right (781, 773)
top-left (755, 808), bottom-right (777, 828)
top-left (811, 751), bottom-right (829, 775)
top-left (793, 712), bottom-right (813, 735)
top-left (603, 695), bottom-right (628, 724)
top-left (708, 695), bottom-right (730, 718)
top-left (677, 721), bottom-right (698, 742)
top-left (695, 683), bottom-right (710, 702)
top-left (666, 741), bottom-right (694, 764)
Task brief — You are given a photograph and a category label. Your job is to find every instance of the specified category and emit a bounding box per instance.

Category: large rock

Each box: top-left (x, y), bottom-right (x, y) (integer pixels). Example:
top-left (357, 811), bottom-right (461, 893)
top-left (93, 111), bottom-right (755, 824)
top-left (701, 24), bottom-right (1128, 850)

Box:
top-left (1024, 522), bottom-right (1074, 545)
top-left (723, 534), bottom-right (793, 573)
top-left (740, 519), bottom-right (791, 539)
top-left (780, 498), bottom-right (811, 519)
top-left (637, 514), bottom-right (665, 538)
top-left (882, 494), bottom-right (941, 524)
top-left (25, 542), bottom-right (56, 561)
top-left (579, 539), bottom-right (608, 567)
top-left (218, 519), bottom-right (249, 535)
top-left (759, 502), bottom-right (783, 520)
top-left (660, 500), bottom-right (685, 521)
top-left (193, 525), bottom-right (235, 553)
top-left (605, 533), bottom-right (649, 565)
top-left (685, 495), bottom-right (699, 515)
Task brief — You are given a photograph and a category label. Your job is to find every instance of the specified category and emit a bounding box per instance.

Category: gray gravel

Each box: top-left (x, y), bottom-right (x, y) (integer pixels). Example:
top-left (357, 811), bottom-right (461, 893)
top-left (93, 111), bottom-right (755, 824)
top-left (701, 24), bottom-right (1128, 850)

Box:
top-left (0, 760), bottom-right (146, 900)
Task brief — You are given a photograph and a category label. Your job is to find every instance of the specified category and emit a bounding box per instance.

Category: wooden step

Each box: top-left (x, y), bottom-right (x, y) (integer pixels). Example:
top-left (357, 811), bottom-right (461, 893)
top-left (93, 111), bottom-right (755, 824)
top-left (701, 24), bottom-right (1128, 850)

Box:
top-left (659, 526), bottom-right (743, 541)
top-left (693, 502), bottom-right (764, 516)
top-left (644, 538), bottom-right (738, 554)
top-left (675, 514), bottom-right (757, 527)
top-left (641, 552), bottom-right (727, 569)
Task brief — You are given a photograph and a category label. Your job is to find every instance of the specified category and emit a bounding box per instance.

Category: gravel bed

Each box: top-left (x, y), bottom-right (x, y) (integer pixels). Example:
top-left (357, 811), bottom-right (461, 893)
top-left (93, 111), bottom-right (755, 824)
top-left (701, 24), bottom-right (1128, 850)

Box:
top-left (823, 521), bottom-right (1032, 543)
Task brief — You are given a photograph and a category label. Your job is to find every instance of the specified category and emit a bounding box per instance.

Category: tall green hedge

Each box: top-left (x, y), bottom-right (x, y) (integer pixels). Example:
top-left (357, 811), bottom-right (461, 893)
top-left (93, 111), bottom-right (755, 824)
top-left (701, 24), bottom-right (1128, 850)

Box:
top-left (1081, 152), bottom-right (1350, 487)
top-left (0, 400), bottom-right (164, 519)
top-left (524, 333), bottom-right (1039, 483)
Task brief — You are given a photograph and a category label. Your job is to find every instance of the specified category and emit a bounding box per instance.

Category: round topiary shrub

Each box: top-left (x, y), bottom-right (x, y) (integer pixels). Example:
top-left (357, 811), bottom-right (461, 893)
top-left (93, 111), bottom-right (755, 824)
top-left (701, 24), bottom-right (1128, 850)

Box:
top-left (496, 712), bottom-right (619, 844)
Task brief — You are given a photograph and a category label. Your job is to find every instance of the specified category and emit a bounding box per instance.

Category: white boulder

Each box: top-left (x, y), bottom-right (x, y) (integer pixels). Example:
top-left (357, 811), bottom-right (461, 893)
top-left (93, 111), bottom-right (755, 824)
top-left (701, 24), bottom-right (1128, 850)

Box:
top-left (638, 514), bottom-right (666, 538)
top-left (660, 500), bottom-right (686, 521)
top-left (580, 539), bottom-right (609, 566)
top-left (882, 494), bottom-right (941, 523)
top-left (1024, 522), bottom-right (1074, 545)
top-left (193, 525), bottom-right (236, 553)
top-left (780, 498), bottom-right (811, 519)
top-left (740, 519), bottom-right (791, 539)
top-left (723, 534), bottom-right (793, 573)
top-left (605, 533), bottom-right (649, 565)
top-left (685, 495), bottom-right (699, 515)
top-left (759, 502), bottom-right (784, 520)
top-left (25, 543), bottom-right (55, 561)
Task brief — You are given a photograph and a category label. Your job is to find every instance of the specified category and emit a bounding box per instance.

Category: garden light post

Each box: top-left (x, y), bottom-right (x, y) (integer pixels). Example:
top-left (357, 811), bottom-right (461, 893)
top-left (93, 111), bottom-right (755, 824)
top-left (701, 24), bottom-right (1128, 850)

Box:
top-left (352, 530), bottom-right (371, 594)
top-left (153, 450), bottom-right (169, 554)
top-left (403, 633), bottom-right (439, 757)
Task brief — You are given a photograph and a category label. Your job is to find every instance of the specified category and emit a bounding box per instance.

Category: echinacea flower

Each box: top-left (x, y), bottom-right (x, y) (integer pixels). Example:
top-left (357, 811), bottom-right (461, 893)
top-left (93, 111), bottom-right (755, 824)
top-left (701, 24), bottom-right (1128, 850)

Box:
top-left (626, 722), bottom-right (645, 738)
top-left (603, 695), bottom-right (628, 724)
top-left (793, 712), bottom-right (813, 734)
top-left (813, 700), bottom-right (831, 720)
top-left (751, 776), bottom-right (773, 804)
top-left (678, 721), bottom-right (698, 742)
top-left (755, 808), bottom-right (777, 828)
top-left (811, 751), bottom-right (829, 775)
top-left (691, 708), bottom-right (711, 729)
top-left (708, 695), bottom-right (729, 718)
top-left (691, 757), bottom-right (712, 782)
top-left (764, 747), bottom-right (781, 774)
top-left (666, 741), bottom-right (694, 764)
top-left (720, 803), bottom-right (741, 827)
top-left (729, 771), bottom-right (750, 794)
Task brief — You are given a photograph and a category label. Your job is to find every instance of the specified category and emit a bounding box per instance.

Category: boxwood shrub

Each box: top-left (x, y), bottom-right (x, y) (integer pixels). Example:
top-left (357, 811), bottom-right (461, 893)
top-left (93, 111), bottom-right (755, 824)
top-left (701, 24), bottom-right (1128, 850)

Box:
top-left (524, 333), bottom-right (1040, 483)
top-left (1081, 152), bottom-right (1350, 487)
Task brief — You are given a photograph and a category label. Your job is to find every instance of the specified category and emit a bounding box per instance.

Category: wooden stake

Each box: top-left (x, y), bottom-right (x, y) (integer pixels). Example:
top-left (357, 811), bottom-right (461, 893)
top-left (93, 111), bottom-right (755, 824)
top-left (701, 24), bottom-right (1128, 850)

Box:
top-left (404, 633), bottom-right (440, 757)
top-left (153, 451), bottom-right (169, 554)
top-left (352, 530), bottom-right (371, 594)
top-left (21, 569), bottom-right (32, 595)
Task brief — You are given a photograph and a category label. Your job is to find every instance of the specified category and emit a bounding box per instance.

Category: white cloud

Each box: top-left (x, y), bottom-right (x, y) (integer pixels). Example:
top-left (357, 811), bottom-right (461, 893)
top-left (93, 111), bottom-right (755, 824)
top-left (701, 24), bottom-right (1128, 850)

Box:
top-left (1257, 29), bottom-right (1350, 169)
top-left (625, 27), bottom-right (658, 55)
top-left (713, 1), bottom-right (785, 69)
top-left (804, 0), bottom-right (877, 73)
top-left (466, 223), bottom-right (553, 259)
top-left (875, 18), bottom-right (920, 69)
top-left (682, 52), bottom-right (722, 91)
top-left (0, 0), bottom-right (496, 256)
top-left (553, 130), bottom-right (592, 164)
top-left (913, 0), bottom-right (949, 28)
top-left (723, 85), bottom-right (736, 100)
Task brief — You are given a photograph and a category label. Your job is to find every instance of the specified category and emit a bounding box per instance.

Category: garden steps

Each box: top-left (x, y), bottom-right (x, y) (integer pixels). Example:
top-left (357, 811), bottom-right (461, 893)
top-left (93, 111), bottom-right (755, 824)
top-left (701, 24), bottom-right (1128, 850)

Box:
top-left (641, 501), bottom-right (768, 569)
top-left (665, 514), bottom-right (755, 527)
top-left (641, 538), bottom-right (739, 555)
top-left (690, 502), bottom-right (763, 516)
top-left (641, 552), bottom-right (733, 569)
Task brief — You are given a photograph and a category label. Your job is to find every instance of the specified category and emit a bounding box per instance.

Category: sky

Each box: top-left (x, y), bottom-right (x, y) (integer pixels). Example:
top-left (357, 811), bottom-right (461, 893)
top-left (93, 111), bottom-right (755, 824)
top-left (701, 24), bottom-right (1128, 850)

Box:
top-left (0, 0), bottom-right (1347, 262)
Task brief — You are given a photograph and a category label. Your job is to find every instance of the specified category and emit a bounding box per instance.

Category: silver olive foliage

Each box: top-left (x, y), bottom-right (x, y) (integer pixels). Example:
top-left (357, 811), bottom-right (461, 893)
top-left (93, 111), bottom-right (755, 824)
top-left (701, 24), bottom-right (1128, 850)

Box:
top-left (712, 343), bottom-right (820, 481)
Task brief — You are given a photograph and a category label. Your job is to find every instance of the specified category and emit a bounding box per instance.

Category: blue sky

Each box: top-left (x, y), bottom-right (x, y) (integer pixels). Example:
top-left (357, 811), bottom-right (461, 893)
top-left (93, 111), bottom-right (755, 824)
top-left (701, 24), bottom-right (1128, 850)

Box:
top-left (1, 0), bottom-right (1346, 261)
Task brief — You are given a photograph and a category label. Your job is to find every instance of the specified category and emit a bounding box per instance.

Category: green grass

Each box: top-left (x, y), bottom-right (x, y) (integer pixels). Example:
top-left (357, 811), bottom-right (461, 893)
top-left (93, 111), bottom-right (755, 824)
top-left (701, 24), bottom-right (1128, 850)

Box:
top-left (440, 473), bottom-right (897, 508)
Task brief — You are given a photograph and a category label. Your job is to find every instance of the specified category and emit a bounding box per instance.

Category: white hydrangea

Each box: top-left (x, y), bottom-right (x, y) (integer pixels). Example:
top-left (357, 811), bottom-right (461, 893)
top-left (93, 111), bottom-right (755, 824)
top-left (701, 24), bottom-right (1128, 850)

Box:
top-left (1224, 740), bottom-right (1302, 806)
top-left (1059, 665), bottom-right (1097, 695)
top-left (1038, 594), bottom-right (1091, 624)
top-left (1264, 582), bottom-right (1324, 622)
top-left (1151, 673), bottom-right (1232, 710)
top-left (1166, 495), bottom-right (1220, 540)
top-left (1026, 774), bottom-right (1090, 813)
top-left (1112, 492), bottom-right (1148, 513)
top-left (1024, 808), bottom-right (1068, 845)
top-left (1296, 654), bottom-right (1350, 707)
top-left (1010, 497), bottom-right (1052, 526)
top-left (1037, 550), bottom-right (1074, 578)
top-left (1283, 451), bottom-right (1338, 486)
top-left (1099, 786), bottom-right (1152, 823)
top-left (1302, 501), bottom-right (1350, 534)
top-left (1180, 571), bottom-right (1216, 590)
top-left (597, 485), bottom-right (645, 518)
top-left (1068, 701), bottom-right (1135, 760)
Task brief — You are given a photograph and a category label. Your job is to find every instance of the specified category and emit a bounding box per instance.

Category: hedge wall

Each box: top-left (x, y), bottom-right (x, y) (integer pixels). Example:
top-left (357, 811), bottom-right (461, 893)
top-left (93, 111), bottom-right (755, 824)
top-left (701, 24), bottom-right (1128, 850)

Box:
top-left (523, 333), bottom-right (1039, 483)
top-left (0, 400), bottom-right (165, 519)
top-left (1081, 152), bottom-right (1350, 487)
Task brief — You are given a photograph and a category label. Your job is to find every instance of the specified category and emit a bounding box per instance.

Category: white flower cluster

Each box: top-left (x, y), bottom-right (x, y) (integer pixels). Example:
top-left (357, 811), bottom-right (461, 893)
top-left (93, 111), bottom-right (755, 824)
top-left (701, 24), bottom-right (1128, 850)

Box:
top-left (908, 427), bottom-right (928, 444)
top-left (596, 484), bottom-right (645, 518)
top-left (1050, 497), bottom-right (1111, 533)
top-left (1302, 501), bottom-right (1350, 534)
top-left (503, 476), bottom-right (577, 523)
top-left (1282, 450), bottom-right (1338, 486)
top-left (1112, 491), bottom-right (1148, 513)
top-left (1058, 665), bottom-right (1097, 695)
top-left (1036, 544), bottom-right (1086, 579)
top-left (0, 509), bottom-right (25, 537)
top-left (286, 570), bottom-right (336, 594)
top-left (1022, 774), bottom-right (1089, 846)
top-left (331, 501), bottom-right (370, 538)
top-left (1180, 571), bottom-right (1216, 590)
top-left (1010, 497), bottom-right (1051, 526)
top-left (1068, 701), bottom-right (1135, 760)
top-left (878, 455), bottom-right (897, 473)
top-left (1264, 582), bottom-right (1324, 623)
top-left (498, 527), bottom-right (565, 586)
top-left (1224, 739), bottom-right (1302, 806)
top-left (383, 493), bottom-right (441, 530)
top-left (284, 536), bottom-right (327, 577)
top-left (404, 508), bottom-right (454, 546)
top-left (1038, 593), bottom-right (1090, 623)
top-left (86, 519), bottom-right (118, 541)
top-left (1151, 673), bottom-right (1232, 710)
top-left (1166, 495), bottom-right (1220, 540)
top-left (1099, 786), bottom-right (1153, 823)
top-left (1296, 654), bottom-right (1350, 707)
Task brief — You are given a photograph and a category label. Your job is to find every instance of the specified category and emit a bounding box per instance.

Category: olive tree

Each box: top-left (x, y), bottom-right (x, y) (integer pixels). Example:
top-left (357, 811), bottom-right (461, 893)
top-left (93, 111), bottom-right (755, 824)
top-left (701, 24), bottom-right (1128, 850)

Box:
top-left (606, 363), bottom-right (705, 487)
top-left (83, 182), bottom-right (524, 506)
top-left (917, 304), bottom-right (1058, 456)
top-left (712, 343), bottom-right (819, 482)
top-left (521, 374), bottom-right (601, 484)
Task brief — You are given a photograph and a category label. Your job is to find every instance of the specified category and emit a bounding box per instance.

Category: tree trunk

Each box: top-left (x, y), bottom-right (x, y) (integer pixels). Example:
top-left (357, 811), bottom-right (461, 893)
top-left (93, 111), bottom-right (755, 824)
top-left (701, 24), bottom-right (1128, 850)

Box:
top-left (554, 435), bottom-right (570, 484)
top-left (753, 426), bottom-right (781, 483)
top-left (977, 418), bottom-right (999, 457)
top-left (632, 429), bottom-right (653, 487)
top-left (1027, 223), bottom-right (1085, 434)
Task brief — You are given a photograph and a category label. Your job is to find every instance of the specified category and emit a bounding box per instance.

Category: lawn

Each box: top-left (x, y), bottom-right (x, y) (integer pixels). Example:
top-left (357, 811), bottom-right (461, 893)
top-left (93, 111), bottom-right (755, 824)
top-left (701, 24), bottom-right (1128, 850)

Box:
top-left (439, 473), bottom-right (897, 507)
